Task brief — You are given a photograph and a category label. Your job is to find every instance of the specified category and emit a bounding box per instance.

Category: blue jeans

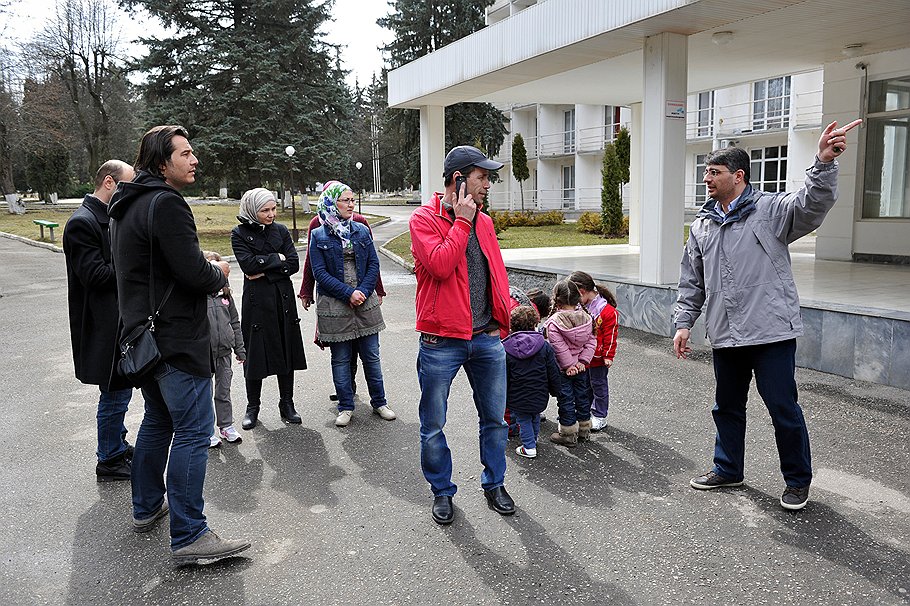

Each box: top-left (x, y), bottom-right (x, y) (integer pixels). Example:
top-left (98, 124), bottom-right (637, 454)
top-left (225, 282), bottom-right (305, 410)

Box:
top-left (513, 412), bottom-right (540, 451)
top-left (417, 332), bottom-right (507, 496)
top-left (97, 386), bottom-right (132, 462)
top-left (329, 333), bottom-right (386, 411)
top-left (711, 339), bottom-right (812, 488)
top-left (132, 363), bottom-right (213, 550)
top-left (556, 371), bottom-right (592, 426)
top-left (589, 365), bottom-right (610, 418)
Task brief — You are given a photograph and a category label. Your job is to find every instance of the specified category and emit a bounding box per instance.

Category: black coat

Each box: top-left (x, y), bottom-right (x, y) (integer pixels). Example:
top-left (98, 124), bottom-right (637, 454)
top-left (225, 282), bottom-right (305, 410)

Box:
top-left (63, 194), bottom-right (129, 389)
top-left (231, 220), bottom-right (307, 380)
top-left (108, 172), bottom-right (227, 379)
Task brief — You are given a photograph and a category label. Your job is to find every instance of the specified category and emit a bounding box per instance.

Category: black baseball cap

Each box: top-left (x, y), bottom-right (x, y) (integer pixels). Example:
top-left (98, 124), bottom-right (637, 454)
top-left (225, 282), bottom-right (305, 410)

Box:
top-left (443, 145), bottom-right (503, 178)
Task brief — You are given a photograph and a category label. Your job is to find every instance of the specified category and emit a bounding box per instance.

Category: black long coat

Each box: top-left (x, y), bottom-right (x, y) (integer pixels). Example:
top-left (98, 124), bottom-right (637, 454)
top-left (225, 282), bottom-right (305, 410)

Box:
top-left (231, 220), bottom-right (307, 380)
top-left (63, 195), bottom-right (129, 390)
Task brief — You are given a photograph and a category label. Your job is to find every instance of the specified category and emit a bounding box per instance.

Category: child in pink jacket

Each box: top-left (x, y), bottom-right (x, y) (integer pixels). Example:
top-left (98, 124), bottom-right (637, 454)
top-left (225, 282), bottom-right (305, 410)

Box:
top-left (543, 279), bottom-right (596, 447)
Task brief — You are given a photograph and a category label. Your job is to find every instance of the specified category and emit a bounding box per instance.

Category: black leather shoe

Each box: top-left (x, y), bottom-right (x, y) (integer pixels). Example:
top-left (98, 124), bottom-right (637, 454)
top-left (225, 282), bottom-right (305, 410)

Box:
top-left (124, 442), bottom-right (134, 462)
top-left (96, 453), bottom-right (131, 483)
top-left (431, 496), bottom-right (454, 525)
top-left (241, 406), bottom-right (259, 430)
top-left (279, 400), bottom-right (302, 424)
top-left (484, 486), bottom-right (515, 516)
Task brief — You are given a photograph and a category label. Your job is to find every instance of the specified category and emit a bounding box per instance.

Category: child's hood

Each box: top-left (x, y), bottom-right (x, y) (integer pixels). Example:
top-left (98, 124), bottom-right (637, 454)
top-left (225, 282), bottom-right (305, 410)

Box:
top-left (502, 331), bottom-right (546, 359)
top-left (550, 309), bottom-right (592, 330)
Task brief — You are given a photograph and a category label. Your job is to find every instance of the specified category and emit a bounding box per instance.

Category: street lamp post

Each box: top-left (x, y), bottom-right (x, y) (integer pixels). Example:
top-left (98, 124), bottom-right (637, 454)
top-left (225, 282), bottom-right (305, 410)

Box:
top-left (355, 161), bottom-right (363, 215)
top-left (285, 145), bottom-right (298, 242)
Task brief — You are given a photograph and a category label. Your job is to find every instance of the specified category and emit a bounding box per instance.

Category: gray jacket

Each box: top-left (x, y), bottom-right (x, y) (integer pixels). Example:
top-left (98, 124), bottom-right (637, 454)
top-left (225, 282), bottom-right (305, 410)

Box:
top-left (207, 291), bottom-right (246, 360)
top-left (674, 158), bottom-right (839, 348)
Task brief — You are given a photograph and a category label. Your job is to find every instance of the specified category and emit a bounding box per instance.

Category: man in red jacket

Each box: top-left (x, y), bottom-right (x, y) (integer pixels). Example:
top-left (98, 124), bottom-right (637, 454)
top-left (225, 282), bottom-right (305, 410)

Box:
top-left (409, 145), bottom-right (514, 525)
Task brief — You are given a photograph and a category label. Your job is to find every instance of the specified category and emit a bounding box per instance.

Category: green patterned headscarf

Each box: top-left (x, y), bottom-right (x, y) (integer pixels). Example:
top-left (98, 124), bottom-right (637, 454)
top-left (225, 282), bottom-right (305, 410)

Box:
top-left (317, 180), bottom-right (353, 249)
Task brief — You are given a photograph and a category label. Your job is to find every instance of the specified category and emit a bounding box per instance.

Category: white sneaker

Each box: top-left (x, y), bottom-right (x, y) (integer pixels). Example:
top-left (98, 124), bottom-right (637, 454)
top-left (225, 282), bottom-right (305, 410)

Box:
top-left (209, 434), bottom-right (222, 448)
top-left (219, 425), bottom-right (242, 443)
top-left (373, 405), bottom-right (397, 421)
top-left (335, 410), bottom-right (353, 427)
top-left (516, 445), bottom-right (537, 458)
top-left (590, 416), bottom-right (608, 432)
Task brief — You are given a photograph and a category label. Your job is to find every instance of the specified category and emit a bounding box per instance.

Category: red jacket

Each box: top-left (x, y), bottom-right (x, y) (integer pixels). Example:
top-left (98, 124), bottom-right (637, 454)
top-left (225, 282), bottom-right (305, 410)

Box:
top-left (410, 193), bottom-right (511, 340)
top-left (586, 295), bottom-right (618, 367)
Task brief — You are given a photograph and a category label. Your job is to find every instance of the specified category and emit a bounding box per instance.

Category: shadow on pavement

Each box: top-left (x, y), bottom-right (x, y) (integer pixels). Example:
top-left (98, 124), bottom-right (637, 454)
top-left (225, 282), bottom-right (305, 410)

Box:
top-left (507, 422), bottom-right (694, 506)
top-left (442, 510), bottom-right (635, 605)
top-left (741, 485), bottom-right (910, 600)
top-left (254, 425), bottom-right (346, 510)
top-left (66, 483), bottom-right (252, 605)
top-left (205, 443), bottom-right (263, 513)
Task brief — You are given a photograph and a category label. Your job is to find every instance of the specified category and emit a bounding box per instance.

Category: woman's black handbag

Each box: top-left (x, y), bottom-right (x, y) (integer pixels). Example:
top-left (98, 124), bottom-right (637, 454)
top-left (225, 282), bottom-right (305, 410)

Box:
top-left (116, 193), bottom-right (174, 387)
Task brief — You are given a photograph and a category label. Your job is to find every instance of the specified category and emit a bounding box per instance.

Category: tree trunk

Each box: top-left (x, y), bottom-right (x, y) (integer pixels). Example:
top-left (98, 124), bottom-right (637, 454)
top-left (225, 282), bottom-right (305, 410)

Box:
top-left (519, 181), bottom-right (524, 212)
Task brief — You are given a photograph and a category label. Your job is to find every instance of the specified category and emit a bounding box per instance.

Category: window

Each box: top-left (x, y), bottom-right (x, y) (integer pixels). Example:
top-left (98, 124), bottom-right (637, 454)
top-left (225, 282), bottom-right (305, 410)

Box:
top-left (562, 165), bottom-right (575, 208)
top-left (696, 92), bottom-right (714, 137)
top-left (753, 76), bottom-right (791, 131)
top-left (604, 105), bottom-right (621, 140)
top-left (862, 76), bottom-right (910, 218)
top-left (564, 109), bottom-right (575, 153)
top-left (694, 154), bottom-right (708, 205)
top-left (750, 146), bottom-right (788, 193)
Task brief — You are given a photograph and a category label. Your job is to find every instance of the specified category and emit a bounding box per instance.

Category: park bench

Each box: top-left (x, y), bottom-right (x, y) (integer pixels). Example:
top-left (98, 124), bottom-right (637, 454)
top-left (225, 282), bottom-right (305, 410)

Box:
top-left (33, 219), bottom-right (60, 242)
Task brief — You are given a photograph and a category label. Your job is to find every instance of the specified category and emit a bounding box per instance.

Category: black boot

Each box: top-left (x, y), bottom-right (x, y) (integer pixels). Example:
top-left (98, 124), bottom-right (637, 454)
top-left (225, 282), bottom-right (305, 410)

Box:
top-left (96, 452), bottom-right (131, 483)
top-left (278, 400), bottom-right (301, 424)
top-left (241, 403), bottom-right (260, 430)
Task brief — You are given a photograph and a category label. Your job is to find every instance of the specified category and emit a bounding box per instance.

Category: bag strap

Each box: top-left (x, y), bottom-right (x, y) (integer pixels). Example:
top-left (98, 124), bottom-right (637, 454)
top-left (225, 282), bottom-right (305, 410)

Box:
top-left (146, 192), bottom-right (175, 328)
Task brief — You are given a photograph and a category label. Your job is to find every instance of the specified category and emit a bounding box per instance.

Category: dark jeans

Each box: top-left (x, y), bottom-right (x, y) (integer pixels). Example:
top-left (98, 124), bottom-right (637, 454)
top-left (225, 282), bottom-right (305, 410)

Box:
top-left (132, 363), bottom-right (213, 549)
top-left (97, 386), bottom-right (131, 462)
top-left (555, 371), bottom-right (592, 426)
top-left (711, 339), bottom-right (812, 488)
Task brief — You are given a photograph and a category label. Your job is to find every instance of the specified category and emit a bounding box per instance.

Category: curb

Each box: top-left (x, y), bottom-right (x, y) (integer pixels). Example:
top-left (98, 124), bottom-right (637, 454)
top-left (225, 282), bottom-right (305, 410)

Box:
top-left (0, 231), bottom-right (64, 253)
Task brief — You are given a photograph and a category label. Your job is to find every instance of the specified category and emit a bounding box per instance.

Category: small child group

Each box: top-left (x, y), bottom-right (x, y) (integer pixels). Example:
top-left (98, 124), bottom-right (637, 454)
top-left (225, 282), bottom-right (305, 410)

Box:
top-left (503, 271), bottom-right (619, 459)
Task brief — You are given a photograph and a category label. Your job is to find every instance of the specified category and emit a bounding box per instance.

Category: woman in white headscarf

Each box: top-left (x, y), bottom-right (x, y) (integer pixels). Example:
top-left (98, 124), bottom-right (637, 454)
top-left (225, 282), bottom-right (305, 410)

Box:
top-left (309, 180), bottom-right (395, 428)
top-left (231, 188), bottom-right (307, 429)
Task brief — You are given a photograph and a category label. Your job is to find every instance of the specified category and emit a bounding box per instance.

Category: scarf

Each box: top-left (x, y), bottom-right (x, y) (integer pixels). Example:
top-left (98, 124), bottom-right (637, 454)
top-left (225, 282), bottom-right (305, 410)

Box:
top-left (237, 187), bottom-right (276, 227)
top-left (317, 180), bottom-right (353, 249)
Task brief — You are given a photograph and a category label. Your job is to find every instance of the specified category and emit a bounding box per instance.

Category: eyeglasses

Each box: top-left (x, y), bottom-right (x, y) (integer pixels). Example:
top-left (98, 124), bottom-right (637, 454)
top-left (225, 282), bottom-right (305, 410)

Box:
top-left (338, 197), bottom-right (356, 204)
top-left (703, 168), bottom-right (734, 177)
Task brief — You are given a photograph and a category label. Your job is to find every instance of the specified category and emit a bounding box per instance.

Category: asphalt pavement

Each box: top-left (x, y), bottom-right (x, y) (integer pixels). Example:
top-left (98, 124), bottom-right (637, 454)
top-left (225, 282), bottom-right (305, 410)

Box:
top-left (0, 222), bottom-right (908, 605)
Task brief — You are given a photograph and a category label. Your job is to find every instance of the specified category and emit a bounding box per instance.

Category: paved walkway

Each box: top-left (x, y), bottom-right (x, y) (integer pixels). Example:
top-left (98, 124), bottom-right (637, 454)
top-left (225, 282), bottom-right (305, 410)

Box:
top-left (1, 234), bottom-right (908, 605)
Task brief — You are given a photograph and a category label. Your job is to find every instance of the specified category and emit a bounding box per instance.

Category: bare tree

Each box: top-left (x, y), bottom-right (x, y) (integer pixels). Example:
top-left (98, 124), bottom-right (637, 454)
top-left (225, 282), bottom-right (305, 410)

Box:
top-left (27, 0), bottom-right (126, 175)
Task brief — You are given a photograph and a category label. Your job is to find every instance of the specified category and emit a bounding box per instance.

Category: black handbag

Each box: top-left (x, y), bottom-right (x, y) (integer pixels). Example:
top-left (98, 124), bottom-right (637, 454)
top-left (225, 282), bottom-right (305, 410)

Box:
top-left (117, 194), bottom-right (174, 387)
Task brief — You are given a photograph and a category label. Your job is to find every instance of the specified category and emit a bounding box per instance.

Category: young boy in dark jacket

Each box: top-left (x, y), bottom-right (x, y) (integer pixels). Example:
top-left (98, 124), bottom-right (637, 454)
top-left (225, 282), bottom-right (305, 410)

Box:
top-left (503, 306), bottom-right (561, 458)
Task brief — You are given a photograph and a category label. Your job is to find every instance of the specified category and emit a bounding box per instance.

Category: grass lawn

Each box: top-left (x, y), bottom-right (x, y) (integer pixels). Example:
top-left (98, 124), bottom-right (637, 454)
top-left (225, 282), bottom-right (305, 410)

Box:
top-left (384, 223), bottom-right (632, 265)
top-left (0, 203), bottom-right (317, 257)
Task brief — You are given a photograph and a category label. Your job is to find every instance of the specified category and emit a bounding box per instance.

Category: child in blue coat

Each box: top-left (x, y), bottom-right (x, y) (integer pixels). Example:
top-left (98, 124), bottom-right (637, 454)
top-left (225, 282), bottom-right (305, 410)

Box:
top-left (502, 306), bottom-right (561, 458)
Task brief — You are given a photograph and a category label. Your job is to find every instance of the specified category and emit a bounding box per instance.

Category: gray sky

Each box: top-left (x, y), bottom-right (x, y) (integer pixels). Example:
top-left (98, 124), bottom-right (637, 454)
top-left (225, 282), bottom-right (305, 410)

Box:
top-left (3, 0), bottom-right (393, 87)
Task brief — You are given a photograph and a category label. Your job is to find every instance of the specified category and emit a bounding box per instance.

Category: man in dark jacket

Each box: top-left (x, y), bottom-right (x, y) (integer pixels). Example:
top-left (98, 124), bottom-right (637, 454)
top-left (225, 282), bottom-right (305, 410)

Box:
top-left (109, 125), bottom-right (250, 564)
top-left (64, 159), bottom-right (135, 482)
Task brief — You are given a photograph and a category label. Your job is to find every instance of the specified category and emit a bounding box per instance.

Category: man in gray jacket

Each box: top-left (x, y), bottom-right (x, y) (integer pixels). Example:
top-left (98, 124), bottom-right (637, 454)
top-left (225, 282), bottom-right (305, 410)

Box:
top-left (673, 119), bottom-right (861, 511)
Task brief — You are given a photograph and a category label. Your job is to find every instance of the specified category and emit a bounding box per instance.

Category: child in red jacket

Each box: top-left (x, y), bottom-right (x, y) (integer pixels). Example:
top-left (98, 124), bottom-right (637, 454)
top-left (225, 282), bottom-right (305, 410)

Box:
top-left (569, 271), bottom-right (618, 432)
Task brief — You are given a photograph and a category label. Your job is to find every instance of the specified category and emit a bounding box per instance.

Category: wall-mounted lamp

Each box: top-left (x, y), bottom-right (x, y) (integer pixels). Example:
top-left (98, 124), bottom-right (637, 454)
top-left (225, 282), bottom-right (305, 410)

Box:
top-left (842, 43), bottom-right (864, 58)
top-left (712, 31), bottom-right (734, 45)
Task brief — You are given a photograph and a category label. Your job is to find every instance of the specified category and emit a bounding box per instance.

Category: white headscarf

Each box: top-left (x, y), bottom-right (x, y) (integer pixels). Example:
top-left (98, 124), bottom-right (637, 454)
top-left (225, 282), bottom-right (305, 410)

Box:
top-left (238, 187), bottom-right (276, 227)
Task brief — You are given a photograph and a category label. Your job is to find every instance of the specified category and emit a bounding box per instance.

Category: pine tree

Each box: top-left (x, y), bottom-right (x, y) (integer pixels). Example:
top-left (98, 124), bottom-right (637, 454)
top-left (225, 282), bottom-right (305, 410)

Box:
top-left (378, 0), bottom-right (507, 189)
top-left (601, 142), bottom-right (624, 238)
top-left (124, 0), bottom-right (352, 194)
top-left (511, 133), bottom-right (529, 211)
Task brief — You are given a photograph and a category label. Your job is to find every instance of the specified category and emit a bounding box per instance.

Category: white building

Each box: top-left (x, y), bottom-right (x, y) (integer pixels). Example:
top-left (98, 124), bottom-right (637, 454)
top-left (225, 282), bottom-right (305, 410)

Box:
top-left (388, 0), bottom-right (910, 283)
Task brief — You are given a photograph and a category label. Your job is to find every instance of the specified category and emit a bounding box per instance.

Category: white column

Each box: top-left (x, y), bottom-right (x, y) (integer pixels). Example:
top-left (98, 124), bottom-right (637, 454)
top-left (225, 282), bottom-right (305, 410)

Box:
top-left (640, 33), bottom-right (688, 285)
top-left (628, 102), bottom-right (643, 247)
top-left (419, 105), bottom-right (445, 204)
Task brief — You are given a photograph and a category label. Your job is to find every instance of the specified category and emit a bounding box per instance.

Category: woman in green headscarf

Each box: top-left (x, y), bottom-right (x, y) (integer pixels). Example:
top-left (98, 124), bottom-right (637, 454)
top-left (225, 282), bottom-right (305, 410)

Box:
top-left (309, 180), bottom-right (396, 428)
